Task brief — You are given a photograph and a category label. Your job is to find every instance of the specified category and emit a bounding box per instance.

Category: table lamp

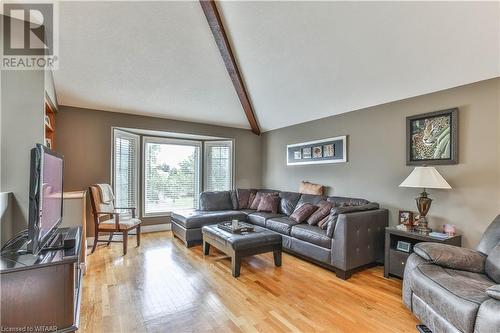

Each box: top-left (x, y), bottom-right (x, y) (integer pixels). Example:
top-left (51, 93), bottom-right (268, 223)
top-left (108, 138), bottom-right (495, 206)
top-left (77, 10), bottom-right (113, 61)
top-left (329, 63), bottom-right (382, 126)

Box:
top-left (399, 166), bottom-right (452, 234)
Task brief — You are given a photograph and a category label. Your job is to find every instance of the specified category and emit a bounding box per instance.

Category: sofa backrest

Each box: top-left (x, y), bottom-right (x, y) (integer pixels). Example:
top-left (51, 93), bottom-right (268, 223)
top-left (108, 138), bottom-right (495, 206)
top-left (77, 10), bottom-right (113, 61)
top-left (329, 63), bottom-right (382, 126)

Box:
top-left (327, 196), bottom-right (370, 207)
top-left (296, 194), bottom-right (326, 207)
top-left (224, 189), bottom-right (373, 216)
top-left (199, 191), bottom-right (234, 211)
top-left (476, 214), bottom-right (500, 255)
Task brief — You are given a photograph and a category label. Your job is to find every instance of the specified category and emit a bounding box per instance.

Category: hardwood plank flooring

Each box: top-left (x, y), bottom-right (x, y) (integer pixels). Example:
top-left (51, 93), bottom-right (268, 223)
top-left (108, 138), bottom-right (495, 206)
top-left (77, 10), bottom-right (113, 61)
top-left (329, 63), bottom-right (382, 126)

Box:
top-left (80, 231), bottom-right (418, 332)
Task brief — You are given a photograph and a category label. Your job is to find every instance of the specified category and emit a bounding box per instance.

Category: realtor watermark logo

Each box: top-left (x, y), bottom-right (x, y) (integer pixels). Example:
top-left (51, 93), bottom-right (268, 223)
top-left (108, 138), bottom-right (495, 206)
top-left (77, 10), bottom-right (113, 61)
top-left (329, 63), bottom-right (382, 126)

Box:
top-left (2, 2), bottom-right (58, 70)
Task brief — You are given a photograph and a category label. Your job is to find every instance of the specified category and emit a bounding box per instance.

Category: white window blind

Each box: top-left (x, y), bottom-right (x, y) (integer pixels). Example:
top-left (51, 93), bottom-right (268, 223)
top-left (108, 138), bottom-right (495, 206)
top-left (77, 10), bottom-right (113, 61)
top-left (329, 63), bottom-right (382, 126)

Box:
top-left (144, 138), bottom-right (201, 215)
top-left (204, 141), bottom-right (233, 192)
top-left (113, 129), bottom-right (139, 210)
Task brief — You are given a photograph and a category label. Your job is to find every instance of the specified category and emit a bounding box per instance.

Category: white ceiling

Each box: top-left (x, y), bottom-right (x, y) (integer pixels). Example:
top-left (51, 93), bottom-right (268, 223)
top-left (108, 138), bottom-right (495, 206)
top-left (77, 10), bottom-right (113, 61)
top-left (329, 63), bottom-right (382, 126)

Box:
top-left (55, 1), bottom-right (247, 129)
top-left (54, 1), bottom-right (500, 132)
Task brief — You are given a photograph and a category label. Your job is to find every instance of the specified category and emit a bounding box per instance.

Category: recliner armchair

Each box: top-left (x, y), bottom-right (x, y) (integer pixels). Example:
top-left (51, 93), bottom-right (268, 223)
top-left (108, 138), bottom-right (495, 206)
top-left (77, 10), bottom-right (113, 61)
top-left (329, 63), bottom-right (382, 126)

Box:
top-left (403, 215), bottom-right (500, 333)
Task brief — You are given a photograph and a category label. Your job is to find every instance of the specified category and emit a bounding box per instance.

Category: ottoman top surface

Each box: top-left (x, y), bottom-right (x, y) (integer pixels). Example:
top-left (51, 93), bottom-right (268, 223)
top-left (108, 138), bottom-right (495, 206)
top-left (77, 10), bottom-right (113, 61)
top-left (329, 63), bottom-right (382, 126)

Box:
top-left (202, 223), bottom-right (282, 250)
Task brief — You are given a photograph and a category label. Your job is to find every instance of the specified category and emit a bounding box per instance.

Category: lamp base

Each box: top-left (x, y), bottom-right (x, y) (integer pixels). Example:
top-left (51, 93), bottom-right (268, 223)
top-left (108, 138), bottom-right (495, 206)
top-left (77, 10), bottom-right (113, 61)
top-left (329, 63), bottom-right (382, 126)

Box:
top-left (415, 216), bottom-right (432, 234)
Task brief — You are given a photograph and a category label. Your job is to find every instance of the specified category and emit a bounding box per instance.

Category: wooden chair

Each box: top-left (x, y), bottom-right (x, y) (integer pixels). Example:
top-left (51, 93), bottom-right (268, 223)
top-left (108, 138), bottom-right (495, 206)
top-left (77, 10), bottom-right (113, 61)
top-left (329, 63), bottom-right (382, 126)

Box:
top-left (88, 184), bottom-right (141, 255)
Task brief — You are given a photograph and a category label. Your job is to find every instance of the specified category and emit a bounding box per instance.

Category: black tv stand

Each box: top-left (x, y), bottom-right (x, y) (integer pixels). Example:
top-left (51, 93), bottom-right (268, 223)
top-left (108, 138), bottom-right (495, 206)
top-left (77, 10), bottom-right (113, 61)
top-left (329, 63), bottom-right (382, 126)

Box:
top-left (1, 227), bottom-right (83, 333)
top-left (43, 231), bottom-right (64, 250)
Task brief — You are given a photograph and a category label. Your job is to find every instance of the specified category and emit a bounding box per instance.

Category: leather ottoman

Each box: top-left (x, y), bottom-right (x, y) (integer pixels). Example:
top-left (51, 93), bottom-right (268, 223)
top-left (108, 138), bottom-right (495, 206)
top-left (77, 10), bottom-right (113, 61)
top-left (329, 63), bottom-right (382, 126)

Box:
top-left (201, 224), bottom-right (282, 277)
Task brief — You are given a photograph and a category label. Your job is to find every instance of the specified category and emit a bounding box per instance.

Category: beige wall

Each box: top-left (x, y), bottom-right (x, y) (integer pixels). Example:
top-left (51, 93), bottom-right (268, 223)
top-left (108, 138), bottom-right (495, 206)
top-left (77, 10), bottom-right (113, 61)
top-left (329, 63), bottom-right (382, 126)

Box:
top-left (262, 78), bottom-right (500, 248)
top-left (56, 106), bottom-right (262, 232)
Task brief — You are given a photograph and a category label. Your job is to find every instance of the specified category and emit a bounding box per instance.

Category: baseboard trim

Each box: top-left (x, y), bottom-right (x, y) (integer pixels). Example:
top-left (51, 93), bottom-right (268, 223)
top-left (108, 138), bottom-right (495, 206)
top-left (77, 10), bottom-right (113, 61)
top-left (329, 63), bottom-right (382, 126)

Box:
top-left (86, 223), bottom-right (171, 246)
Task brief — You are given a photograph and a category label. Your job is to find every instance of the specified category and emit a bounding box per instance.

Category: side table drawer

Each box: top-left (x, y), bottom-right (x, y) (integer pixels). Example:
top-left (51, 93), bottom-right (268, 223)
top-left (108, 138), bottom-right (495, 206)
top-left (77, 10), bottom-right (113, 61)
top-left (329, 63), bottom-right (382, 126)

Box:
top-left (389, 249), bottom-right (410, 278)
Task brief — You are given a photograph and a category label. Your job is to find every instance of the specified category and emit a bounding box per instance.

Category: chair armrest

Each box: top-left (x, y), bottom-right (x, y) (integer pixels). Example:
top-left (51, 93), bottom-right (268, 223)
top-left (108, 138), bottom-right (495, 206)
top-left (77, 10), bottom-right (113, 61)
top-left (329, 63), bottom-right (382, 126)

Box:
top-left (486, 285), bottom-right (500, 301)
top-left (115, 207), bottom-right (136, 218)
top-left (414, 243), bottom-right (486, 273)
top-left (95, 211), bottom-right (120, 229)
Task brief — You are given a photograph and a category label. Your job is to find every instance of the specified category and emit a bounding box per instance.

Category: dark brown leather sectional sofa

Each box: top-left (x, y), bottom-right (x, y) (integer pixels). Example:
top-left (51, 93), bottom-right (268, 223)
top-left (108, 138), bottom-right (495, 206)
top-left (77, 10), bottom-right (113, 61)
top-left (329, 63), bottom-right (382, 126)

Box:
top-left (171, 190), bottom-right (388, 279)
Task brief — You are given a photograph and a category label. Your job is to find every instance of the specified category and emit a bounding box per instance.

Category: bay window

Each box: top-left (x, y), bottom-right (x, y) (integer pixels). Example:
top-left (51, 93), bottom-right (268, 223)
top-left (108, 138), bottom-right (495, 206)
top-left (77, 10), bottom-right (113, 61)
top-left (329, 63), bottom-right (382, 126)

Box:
top-left (112, 129), bottom-right (234, 218)
top-left (112, 129), bottom-right (139, 211)
top-left (144, 138), bottom-right (201, 216)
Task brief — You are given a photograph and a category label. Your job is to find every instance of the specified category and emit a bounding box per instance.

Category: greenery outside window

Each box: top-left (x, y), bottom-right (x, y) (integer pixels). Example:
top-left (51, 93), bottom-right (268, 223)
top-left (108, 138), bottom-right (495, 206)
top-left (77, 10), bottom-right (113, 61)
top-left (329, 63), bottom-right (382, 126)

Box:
top-left (143, 137), bottom-right (201, 216)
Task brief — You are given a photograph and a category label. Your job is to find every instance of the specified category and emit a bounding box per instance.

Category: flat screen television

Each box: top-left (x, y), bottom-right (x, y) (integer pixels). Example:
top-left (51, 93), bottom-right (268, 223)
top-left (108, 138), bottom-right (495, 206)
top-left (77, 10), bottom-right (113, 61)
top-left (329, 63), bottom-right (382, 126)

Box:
top-left (27, 144), bottom-right (64, 254)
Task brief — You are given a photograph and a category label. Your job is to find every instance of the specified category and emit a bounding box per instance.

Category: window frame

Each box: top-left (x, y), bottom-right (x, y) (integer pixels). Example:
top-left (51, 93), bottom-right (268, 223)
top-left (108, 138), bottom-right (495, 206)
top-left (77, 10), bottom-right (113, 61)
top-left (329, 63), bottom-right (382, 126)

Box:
top-left (111, 128), bottom-right (140, 214)
top-left (142, 136), bottom-right (202, 218)
top-left (203, 140), bottom-right (234, 192)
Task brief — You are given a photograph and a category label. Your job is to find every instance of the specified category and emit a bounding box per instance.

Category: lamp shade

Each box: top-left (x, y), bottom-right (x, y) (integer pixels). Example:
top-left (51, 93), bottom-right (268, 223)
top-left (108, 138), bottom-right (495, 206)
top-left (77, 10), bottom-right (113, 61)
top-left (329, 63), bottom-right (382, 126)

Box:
top-left (399, 167), bottom-right (452, 189)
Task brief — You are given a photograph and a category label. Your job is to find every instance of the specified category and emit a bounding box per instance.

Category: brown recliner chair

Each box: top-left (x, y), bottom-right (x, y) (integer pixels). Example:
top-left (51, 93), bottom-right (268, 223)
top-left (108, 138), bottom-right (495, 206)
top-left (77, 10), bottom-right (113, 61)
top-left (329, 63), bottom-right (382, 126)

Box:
top-left (88, 184), bottom-right (141, 255)
top-left (403, 215), bottom-right (500, 333)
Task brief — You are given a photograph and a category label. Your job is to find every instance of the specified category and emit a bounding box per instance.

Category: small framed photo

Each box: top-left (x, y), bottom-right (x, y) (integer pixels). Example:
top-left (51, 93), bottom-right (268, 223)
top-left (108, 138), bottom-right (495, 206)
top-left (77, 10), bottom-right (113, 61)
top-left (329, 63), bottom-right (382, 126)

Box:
top-left (293, 150), bottom-right (302, 160)
top-left (312, 146), bottom-right (322, 158)
top-left (399, 210), bottom-right (413, 225)
top-left (323, 144), bottom-right (334, 157)
top-left (302, 147), bottom-right (312, 159)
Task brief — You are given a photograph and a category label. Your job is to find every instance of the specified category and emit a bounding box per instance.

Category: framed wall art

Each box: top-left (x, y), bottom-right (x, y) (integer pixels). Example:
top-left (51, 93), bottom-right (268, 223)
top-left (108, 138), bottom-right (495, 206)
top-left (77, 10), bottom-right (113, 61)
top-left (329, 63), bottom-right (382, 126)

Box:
top-left (287, 136), bottom-right (347, 166)
top-left (406, 108), bottom-right (458, 165)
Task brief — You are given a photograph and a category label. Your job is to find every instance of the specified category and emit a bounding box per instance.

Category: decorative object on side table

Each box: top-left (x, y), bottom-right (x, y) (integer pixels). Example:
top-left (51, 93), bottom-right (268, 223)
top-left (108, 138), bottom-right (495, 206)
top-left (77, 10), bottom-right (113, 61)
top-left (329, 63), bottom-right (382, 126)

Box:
top-left (398, 210), bottom-right (414, 230)
top-left (443, 223), bottom-right (456, 236)
top-left (399, 166), bottom-right (452, 234)
top-left (406, 108), bottom-right (458, 165)
top-left (384, 226), bottom-right (461, 279)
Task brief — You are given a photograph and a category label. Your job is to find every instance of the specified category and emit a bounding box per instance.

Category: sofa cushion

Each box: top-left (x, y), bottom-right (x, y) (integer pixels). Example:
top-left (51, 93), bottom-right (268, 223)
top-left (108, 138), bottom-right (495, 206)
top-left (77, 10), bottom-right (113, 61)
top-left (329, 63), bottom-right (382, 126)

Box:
top-left (299, 181), bottom-right (325, 195)
top-left (307, 200), bottom-right (333, 225)
top-left (410, 263), bottom-right (495, 333)
top-left (171, 210), bottom-right (246, 229)
top-left (485, 243), bottom-right (500, 283)
top-left (257, 193), bottom-right (280, 214)
top-left (266, 217), bottom-right (300, 235)
top-left (199, 191), bottom-right (233, 211)
top-left (327, 196), bottom-right (369, 207)
top-left (279, 191), bottom-right (301, 216)
top-left (291, 224), bottom-right (332, 249)
top-left (247, 212), bottom-right (285, 227)
top-left (290, 203), bottom-right (318, 223)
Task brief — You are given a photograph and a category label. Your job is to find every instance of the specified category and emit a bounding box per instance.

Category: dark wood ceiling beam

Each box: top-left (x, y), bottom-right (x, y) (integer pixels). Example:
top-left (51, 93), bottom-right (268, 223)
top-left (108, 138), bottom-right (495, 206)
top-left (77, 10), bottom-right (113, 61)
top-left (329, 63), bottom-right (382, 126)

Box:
top-left (199, 0), bottom-right (261, 135)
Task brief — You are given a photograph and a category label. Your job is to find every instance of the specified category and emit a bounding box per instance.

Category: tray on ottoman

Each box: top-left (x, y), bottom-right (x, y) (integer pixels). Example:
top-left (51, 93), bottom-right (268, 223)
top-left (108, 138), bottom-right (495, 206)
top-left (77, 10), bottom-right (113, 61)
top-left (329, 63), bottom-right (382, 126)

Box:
top-left (217, 221), bottom-right (254, 234)
top-left (202, 223), bottom-right (282, 277)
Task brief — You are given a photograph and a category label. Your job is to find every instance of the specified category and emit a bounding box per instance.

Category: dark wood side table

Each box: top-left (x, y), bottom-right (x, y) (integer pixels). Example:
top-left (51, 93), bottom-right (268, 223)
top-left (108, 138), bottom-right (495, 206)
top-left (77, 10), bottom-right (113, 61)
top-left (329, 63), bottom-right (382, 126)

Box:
top-left (384, 226), bottom-right (462, 279)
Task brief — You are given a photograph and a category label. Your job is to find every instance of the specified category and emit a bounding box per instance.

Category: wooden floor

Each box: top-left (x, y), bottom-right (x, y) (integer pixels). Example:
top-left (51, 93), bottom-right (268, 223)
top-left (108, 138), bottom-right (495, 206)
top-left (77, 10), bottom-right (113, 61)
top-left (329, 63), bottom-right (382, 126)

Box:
top-left (80, 231), bottom-right (418, 333)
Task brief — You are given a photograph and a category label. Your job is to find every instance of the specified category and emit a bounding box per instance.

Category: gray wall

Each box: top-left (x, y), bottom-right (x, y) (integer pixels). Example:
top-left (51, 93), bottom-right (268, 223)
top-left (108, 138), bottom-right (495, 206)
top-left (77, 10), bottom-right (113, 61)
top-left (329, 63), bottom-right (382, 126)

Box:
top-left (0, 16), bottom-right (58, 245)
top-left (56, 106), bottom-right (262, 233)
top-left (262, 78), bottom-right (500, 248)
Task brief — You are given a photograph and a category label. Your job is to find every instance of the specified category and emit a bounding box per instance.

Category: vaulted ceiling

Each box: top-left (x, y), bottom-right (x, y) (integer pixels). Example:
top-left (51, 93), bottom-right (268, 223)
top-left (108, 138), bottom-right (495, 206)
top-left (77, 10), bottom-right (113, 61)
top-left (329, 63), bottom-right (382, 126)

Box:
top-left (54, 1), bottom-right (500, 132)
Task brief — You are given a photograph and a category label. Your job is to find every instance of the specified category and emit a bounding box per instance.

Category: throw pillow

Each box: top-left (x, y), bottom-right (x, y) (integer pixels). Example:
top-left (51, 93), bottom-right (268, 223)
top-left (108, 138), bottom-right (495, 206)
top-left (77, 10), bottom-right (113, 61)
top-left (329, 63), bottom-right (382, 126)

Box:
top-left (307, 200), bottom-right (333, 225)
top-left (250, 191), bottom-right (278, 210)
top-left (290, 203), bottom-right (318, 223)
top-left (247, 192), bottom-right (257, 209)
top-left (299, 181), bottom-right (325, 195)
top-left (257, 193), bottom-right (280, 214)
top-left (317, 215), bottom-right (330, 230)
top-left (237, 189), bottom-right (252, 209)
